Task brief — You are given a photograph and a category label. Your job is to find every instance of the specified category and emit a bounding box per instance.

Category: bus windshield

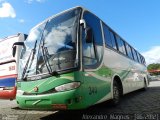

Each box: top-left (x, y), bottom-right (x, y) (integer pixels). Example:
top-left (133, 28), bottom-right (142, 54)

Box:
top-left (18, 8), bottom-right (81, 80)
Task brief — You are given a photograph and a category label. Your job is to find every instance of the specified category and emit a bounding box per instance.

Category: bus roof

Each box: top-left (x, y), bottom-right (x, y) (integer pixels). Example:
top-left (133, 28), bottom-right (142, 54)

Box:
top-left (0, 33), bottom-right (25, 42)
top-left (0, 33), bottom-right (26, 63)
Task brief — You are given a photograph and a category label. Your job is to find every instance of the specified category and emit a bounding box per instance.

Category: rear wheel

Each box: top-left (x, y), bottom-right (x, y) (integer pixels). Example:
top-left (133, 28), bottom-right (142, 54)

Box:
top-left (111, 80), bottom-right (121, 105)
top-left (142, 79), bottom-right (147, 91)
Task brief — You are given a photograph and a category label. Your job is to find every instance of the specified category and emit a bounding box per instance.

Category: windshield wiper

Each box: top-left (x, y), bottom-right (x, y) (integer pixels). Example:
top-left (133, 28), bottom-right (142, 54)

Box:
top-left (21, 49), bottom-right (36, 80)
top-left (21, 40), bottom-right (37, 80)
top-left (41, 46), bottom-right (59, 76)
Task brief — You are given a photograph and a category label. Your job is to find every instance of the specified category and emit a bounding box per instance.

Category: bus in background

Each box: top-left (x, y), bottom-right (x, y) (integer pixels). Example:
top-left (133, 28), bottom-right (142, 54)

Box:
top-left (14, 7), bottom-right (148, 110)
top-left (0, 33), bottom-right (27, 100)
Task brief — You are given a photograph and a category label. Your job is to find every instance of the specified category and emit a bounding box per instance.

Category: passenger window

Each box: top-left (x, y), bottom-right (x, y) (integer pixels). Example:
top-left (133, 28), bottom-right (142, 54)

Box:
top-left (140, 55), bottom-right (144, 64)
top-left (141, 57), bottom-right (146, 65)
top-left (132, 48), bottom-right (138, 62)
top-left (82, 30), bottom-right (97, 66)
top-left (125, 43), bottom-right (134, 59)
top-left (109, 31), bottom-right (117, 50)
top-left (116, 35), bottom-right (126, 55)
top-left (103, 25), bottom-right (112, 47)
top-left (103, 24), bottom-right (117, 50)
top-left (137, 53), bottom-right (141, 63)
top-left (82, 12), bottom-right (103, 68)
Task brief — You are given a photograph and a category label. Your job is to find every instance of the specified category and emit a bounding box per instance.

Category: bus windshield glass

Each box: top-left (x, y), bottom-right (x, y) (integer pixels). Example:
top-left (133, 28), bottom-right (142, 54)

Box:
top-left (18, 8), bottom-right (81, 80)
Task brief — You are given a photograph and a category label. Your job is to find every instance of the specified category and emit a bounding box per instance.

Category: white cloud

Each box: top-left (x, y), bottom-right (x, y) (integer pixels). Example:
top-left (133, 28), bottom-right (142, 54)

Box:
top-left (27, 0), bottom-right (45, 4)
top-left (43, 26), bottom-right (72, 54)
top-left (0, 2), bottom-right (16, 18)
top-left (142, 46), bottom-right (160, 65)
top-left (18, 19), bottom-right (25, 23)
top-left (0, 0), bottom-right (5, 3)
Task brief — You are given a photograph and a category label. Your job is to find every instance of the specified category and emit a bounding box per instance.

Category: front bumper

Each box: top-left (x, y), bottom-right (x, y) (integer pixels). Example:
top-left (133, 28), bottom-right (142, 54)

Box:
top-left (0, 87), bottom-right (16, 100)
top-left (16, 89), bottom-right (86, 110)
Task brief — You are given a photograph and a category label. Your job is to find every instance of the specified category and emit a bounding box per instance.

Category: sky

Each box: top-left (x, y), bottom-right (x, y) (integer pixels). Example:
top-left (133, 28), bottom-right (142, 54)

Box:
top-left (0, 0), bottom-right (160, 65)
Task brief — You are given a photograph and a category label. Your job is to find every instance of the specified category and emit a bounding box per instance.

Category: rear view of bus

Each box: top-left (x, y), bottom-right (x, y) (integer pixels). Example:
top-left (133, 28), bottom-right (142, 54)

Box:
top-left (0, 33), bottom-right (27, 100)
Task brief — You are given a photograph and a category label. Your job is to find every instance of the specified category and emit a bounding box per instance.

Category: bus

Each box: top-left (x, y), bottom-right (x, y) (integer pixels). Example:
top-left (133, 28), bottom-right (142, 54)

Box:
top-left (0, 33), bottom-right (27, 100)
top-left (14, 6), bottom-right (148, 110)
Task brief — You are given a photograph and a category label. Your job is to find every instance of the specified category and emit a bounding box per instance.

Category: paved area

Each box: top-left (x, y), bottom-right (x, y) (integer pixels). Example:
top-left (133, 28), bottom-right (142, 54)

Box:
top-left (1, 80), bottom-right (160, 120)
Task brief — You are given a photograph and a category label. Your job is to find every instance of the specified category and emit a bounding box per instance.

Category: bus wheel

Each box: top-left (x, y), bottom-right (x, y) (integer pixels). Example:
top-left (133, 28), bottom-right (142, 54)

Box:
top-left (111, 80), bottom-right (121, 105)
top-left (142, 79), bottom-right (147, 91)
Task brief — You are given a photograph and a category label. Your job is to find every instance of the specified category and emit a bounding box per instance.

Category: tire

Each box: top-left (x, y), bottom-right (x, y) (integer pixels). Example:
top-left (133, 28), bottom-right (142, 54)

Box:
top-left (111, 80), bottom-right (121, 105)
top-left (142, 79), bottom-right (147, 91)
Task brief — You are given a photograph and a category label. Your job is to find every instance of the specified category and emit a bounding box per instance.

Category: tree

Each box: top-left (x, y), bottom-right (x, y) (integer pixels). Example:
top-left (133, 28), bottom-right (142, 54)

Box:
top-left (147, 63), bottom-right (160, 75)
top-left (147, 63), bottom-right (160, 71)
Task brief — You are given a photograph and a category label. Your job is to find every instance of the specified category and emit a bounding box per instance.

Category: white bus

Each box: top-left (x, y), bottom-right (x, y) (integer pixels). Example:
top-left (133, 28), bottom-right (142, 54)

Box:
top-left (0, 33), bottom-right (27, 100)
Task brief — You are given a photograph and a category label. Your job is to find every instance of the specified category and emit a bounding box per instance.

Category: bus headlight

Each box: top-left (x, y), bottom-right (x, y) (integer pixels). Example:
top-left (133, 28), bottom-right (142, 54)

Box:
top-left (55, 82), bottom-right (81, 92)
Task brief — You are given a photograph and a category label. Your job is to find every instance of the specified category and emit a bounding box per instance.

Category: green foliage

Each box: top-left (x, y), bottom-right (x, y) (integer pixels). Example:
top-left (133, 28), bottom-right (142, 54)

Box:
top-left (147, 63), bottom-right (160, 75)
top-left (147, 63), bottom-right (160, 71)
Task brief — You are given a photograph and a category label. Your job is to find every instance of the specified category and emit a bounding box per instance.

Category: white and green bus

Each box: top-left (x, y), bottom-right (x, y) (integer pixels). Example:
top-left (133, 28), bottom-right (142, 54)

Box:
top-left (13, 6), bottom-right (148, 110)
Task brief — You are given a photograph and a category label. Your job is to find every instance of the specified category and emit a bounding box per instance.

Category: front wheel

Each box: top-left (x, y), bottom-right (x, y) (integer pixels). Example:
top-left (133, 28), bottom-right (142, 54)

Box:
top-left (111, 81), bottom-right (121, 105)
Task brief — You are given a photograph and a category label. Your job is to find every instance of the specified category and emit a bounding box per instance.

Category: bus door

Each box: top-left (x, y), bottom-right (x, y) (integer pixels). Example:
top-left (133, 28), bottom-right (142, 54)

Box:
top-left (81, 11), bottom-right (105, 98)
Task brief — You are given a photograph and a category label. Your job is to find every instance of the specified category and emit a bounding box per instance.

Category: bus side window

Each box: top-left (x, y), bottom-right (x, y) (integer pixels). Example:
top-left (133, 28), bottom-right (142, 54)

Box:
top-left (102, 24), bottom-right (117, 50)
top-left (82, 11), bottom-right (103, 69)
top-left (137, 53), bottom-right (141, 63)
top-left (140, 55), bottom-right (144, 64)
top-left (125, 43), bottom-right (134, 60)
top-left (103, 25), bottom-right (112, 47)
top-left (132, 48), bottom-right (139, 62)
top-left (109, 31), bottom-right (117, 50)
top-left (82, 27), bottom-right (97, 66)
top-left (116, 35), bottom-right (126, 55)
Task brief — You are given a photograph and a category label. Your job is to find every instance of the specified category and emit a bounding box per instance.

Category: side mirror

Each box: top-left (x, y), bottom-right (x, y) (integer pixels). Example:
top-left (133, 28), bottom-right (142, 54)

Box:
top-left (12, 45), bottom-right (17, 57)
top-left (12, 42), bottom-right (25, 57)
top-left (80, 19), bottom-right (93, 43)
top-left (86, 28), bottom-right (93, 43)
top-left (80, 19), bottom-right (86, 29)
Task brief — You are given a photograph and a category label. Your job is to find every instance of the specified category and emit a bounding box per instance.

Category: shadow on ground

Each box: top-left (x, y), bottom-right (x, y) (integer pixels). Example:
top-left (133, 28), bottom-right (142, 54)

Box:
top-left (40, 88), bottom-right (157, 120)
